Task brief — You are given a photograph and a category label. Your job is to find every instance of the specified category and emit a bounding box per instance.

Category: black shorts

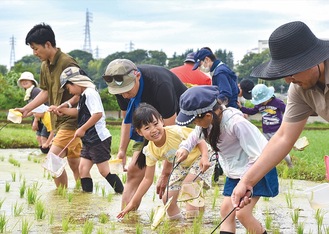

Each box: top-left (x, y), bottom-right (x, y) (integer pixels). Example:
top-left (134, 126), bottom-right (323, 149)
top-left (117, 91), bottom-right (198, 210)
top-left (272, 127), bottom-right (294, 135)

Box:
top-left (81, 137), bottom-right (112, 164)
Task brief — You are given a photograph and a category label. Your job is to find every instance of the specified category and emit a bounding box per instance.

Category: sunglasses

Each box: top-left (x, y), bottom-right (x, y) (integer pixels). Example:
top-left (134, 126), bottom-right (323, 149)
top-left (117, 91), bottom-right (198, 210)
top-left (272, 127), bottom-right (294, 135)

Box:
top-left (102, 69), bottom-right (135, 83)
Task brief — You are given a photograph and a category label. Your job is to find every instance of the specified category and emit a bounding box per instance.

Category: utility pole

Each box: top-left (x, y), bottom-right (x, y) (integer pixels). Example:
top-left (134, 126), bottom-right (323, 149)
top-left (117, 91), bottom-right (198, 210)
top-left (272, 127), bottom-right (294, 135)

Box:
top-left (9, 35), bottom-right (16, 69)
top-left (83, 9), bottom-right (93, 55)
top-left (126, 41), bottom-right (134, 52)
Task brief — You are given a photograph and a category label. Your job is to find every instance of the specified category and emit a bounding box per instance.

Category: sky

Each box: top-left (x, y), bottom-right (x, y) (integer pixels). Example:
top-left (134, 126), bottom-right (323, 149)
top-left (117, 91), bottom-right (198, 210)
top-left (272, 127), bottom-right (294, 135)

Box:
top-left (1, 0), bottom-right (329, 70)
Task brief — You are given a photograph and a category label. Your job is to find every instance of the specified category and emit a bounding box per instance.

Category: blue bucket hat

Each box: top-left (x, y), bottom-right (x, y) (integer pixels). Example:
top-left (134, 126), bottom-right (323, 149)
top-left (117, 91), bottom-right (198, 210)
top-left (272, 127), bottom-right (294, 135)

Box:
top-left (176, 85), bottom-right (219, 126)
top-left (251, 84), bottom-right (275, 105)
top-left (192, 48), bottom-right (213, 70)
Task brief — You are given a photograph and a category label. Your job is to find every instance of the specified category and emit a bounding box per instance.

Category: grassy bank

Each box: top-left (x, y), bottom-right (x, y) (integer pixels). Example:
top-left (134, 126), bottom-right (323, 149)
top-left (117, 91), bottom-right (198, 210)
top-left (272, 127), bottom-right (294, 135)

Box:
top-left (0, 122), bottom-right (328, 182)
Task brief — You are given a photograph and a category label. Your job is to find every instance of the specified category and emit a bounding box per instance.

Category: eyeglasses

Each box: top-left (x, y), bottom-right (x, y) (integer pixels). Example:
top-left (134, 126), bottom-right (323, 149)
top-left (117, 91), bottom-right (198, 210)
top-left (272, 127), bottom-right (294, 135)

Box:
top-left (102, 69), bottom-right (135, 83)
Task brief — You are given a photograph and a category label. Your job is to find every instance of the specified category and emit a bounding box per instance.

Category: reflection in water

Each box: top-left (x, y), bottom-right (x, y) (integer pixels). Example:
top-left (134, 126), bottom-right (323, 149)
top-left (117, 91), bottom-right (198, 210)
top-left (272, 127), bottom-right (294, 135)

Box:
top-left (0, 148), bottom-right (329, 233)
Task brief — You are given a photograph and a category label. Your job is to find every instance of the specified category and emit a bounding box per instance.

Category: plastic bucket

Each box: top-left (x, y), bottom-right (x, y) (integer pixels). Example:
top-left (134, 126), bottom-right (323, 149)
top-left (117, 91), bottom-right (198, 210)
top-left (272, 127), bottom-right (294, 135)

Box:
top-left (305, 183), bottom-right (329, 210)
top-left (109, 159), bottom-right (123, 174)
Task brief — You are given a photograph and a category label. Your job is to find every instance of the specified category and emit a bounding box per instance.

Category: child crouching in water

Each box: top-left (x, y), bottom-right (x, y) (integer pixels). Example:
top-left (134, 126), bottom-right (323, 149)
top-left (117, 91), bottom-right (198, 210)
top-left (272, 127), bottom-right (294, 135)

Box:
top-left (175, 86), bottom-right (278, 234)
top-left (58, 67), bottom-right (124, 193)
top-left (117, 103), bottom-right (215, 220)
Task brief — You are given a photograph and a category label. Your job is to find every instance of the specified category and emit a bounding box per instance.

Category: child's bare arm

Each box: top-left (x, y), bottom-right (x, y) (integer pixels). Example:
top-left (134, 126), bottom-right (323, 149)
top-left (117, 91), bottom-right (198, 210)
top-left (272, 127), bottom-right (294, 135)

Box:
top-left (197, 139), bottom-right (211, 172)
top-left (75, 112), bottom-right (102, 138)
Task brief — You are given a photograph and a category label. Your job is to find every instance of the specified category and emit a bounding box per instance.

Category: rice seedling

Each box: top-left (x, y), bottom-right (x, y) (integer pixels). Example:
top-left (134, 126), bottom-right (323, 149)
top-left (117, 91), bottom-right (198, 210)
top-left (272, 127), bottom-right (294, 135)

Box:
top-left (291, 208), bottom-right (300, 225)
top-left (271, 227), bottom-right (280, 234)
top-left (21, 218), bottom-right (32, 234)
top-left (75, 179), bottom-right (81, 190)
top-left (49, 211), bottom-right (54, 225)
top-left (11, 172), bottom-right (16, 182)
top-left (107, 193), bottom-right (113, 202)
top-left (315, 209), bottom-right (325, 233)
top-left (108, 221), bottom-right (116, 231)
top-left (33, 158), bottom-right (40, 163)
top-left (95, 182), bottom-right (100, 193)
top-left (212, 186), bottom-right (220, 210)
top-left (35, 200), bottom-right (46, 220)
top-left (19, 173), bottom-right (23, 182)
top-left (191, 213), bottom-right (203, 234)
top-left (153, 174), bottom-right (158, 184)
top-left (27, 155), bottom-right (32, 161)
top-left (62, 216), bottom-right (70, 232)
top-left (149, 208), bottom-right (155, 223)
top-left (0, 156), bottom-right (4, 161)
top-left (101, 187), bottom-right (106, 197)
top-left (0, 198), bottom-right (4, 209)
top-left (26, 185), bottom-right (38, 205)
top-left (5, 182), bottom-right (10, 192)
top-left (121, 173), bottom-right (127, 184)
top-left (82, 220), bottom-right (94, 234)
top-left (0, 213), bottom-right (7, 233)
top-left (297, 222), bottom-right (304, 234)
top-left (136, 222), bottom-right (143, 234)
top-left (67, 192), bottom-right (73, 202)
top-left (265, 209), bottom-right (272, 229)
top-left (96, 227), bottom-right (105, 234)
top-left (13, 201), bottom-right (24, 217)
top-left (285, 191), bottom-right (292, 209)
top-left (152, 191), bottom-right (156, 202)
top-left (57, 184), bottom-right (67, 197)
top-left (99, 213), bottom-right (109, 224)
top-left (19, 179), bottom-right (26, 198)
top-left (263, 197), bottom-right (270, 202)
top-left (8, 156), bottom-right (20, 167)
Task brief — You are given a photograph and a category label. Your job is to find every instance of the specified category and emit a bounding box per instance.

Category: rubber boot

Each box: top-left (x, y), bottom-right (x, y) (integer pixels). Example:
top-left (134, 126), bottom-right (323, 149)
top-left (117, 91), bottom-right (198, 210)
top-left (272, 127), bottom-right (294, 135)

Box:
top-left (213, 160), bottom-right (223, 182)
top-left (105, 173), bottom-right (124, 193)
top-left (81, 177), bottom-right (93, 192)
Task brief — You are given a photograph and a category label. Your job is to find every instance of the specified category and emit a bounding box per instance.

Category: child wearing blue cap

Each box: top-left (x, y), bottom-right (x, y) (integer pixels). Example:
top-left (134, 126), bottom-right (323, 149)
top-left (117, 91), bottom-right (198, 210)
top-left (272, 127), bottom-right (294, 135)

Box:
top-left (238, 84), bottom-right (293, 168)
top-left (176, 85), bottom-right (278, 234)
top-left (117, 103), bottom-right (215, 220)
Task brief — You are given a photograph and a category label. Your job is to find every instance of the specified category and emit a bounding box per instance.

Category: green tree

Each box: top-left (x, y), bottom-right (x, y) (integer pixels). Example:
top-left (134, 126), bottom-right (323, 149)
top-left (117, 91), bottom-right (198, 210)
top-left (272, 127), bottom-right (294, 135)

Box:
top-left (0, 65), bottom-right (8, 75)
top-left (0, 72), bottom-right (25, 109)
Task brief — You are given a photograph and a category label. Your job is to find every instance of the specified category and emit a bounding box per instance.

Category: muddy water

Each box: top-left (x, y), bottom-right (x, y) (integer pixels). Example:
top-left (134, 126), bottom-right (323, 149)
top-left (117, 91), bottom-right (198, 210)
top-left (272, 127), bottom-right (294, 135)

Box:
top-left (1, 148), bottom-right (329, 234)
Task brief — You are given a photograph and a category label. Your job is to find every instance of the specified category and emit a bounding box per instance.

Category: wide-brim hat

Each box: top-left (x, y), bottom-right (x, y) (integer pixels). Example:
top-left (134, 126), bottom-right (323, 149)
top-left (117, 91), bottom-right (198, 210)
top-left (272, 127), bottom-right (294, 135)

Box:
top-left (251, 21), bottom-right (329, 80)
top-left (176, 85), bottom-right (219, 126)
top-left (60, 67), bottom-right (95, 89)
top-left (17, 71), bottom-right (38, 87)
top-left (251, 85), bottom-right (274, 105)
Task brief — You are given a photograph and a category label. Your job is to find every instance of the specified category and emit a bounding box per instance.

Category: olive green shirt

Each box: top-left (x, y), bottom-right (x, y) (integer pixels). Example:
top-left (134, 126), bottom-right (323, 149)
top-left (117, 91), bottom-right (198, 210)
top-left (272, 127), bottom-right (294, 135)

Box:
top-left (39, 48), bottom-right (79, 131)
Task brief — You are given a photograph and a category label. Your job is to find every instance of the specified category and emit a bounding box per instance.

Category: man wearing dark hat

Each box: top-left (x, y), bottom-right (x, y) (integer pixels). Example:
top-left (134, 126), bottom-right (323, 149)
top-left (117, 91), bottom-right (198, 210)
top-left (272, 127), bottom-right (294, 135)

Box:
top-left (192, 47), bottom-right (239, 109)
top-left (103, 59), bottom-right (187, 209)
top-left (232, 21), bottom-right (329, 209)
top-left (170, 52), bottom-right (211, 86)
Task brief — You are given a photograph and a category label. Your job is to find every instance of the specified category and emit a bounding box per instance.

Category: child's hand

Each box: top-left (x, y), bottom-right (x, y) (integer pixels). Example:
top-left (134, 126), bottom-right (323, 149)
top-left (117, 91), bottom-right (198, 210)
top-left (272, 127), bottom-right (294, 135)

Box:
top-left (199, 155), bottom-right (211, 173)
top-left (74, 128), bottom-right (86, 138)
top-left (175, 148), bottom-right (189, 163)
top-left (116, 202), bottom-right (136, 219)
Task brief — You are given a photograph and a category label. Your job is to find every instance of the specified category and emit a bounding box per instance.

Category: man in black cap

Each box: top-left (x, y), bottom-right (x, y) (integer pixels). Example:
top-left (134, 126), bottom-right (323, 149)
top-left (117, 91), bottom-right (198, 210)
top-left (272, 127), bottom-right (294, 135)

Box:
top-left (232, 21), bottom-right (329, 208)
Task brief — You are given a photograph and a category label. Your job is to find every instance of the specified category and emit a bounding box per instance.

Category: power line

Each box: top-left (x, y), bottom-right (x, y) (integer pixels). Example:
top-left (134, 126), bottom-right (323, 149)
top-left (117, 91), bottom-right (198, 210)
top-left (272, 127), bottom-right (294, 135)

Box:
top-left (83, 9), bottom-right (93, 55)
top-left (9, 35), bottom-right (16, 69)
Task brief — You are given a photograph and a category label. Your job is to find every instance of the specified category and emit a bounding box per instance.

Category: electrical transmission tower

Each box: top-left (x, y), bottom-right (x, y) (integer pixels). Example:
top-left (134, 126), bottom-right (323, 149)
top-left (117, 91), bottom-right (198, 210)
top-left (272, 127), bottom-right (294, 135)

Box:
top-left (126, 41), bottom-right (134, 52)
top-left (9, 35), bottom-right (16, 68)
top-left (83, 9), bottom-right (93, 55)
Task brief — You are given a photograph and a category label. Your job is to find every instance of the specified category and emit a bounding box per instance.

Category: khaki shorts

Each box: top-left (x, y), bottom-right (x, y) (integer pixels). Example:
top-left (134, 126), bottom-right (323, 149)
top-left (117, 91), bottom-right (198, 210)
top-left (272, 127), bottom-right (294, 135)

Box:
top-left (52, 129), bottom-right (82, 158)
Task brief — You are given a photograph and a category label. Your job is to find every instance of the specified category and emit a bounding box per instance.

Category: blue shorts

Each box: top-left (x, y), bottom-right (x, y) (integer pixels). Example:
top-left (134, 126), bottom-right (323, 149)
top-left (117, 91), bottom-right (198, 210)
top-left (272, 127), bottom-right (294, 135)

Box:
top-left (36, 121), bottom-right (50, 138)
top-left (223, 167), bottom-right (279, 197)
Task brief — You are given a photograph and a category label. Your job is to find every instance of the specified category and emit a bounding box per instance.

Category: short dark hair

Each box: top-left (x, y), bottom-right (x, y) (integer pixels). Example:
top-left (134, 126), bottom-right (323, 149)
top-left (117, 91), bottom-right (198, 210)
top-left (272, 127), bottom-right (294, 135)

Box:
top-left (132, 103), bottom-right (162, 130)
top-left (25, 23), bottom-right (56, 47)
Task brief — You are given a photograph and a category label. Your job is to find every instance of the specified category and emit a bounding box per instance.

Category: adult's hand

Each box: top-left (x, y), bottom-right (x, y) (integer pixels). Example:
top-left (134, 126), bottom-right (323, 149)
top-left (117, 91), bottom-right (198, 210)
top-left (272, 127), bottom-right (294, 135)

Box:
top-left (117, 150), bottom-right (127, 172)
top-left (231, 181), bottom-right (253, 210)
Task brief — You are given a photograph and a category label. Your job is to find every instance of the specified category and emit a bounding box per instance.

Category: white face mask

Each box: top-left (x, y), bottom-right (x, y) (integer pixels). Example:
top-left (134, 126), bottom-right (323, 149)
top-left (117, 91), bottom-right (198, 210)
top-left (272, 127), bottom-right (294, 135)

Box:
top-left (200, 60), bottom-right (210, 73)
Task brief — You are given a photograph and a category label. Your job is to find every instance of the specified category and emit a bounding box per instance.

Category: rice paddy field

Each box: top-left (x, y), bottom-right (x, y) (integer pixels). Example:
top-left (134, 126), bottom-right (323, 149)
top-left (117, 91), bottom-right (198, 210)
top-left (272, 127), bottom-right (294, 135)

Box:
top-left (1, 148), bottom-right (329, 234)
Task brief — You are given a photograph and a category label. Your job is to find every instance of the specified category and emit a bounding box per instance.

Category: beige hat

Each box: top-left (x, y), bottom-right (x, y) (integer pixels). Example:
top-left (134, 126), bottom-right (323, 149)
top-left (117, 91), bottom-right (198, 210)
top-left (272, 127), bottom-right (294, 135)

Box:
top-left (60, 67), bottom-right (95, 89)
top-left (17, 71), bottom-right (38, 88)
top-left (103, 59), bottom-right (137, 95)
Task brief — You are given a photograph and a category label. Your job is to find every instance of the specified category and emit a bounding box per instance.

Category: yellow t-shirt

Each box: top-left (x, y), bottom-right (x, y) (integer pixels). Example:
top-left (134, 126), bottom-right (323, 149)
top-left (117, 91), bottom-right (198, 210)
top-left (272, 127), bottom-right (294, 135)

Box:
top-left (41, 112), bottom-right (52, 132)
top-left (144, 125), bottom-right (200, 168)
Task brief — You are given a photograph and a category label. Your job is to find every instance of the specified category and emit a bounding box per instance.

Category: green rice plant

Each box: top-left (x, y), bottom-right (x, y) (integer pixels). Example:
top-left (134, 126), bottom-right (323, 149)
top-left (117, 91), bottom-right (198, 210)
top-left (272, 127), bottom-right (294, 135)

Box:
top-left (191, 212), bottom-right (203, 233)
top-left (62, 216), bottom-right (70, 232)
top-left (47, 172), bottom-right (52, 180)
top-left (33, 158), bottom-right (40, 163)
top-left (49, 211), bottom-right (54, 225)
top-left (26, 185), bottom-right (38, 205)
top-left (8, 156), bottom-right (20, 167)
top-left (263, 197), bottom-right (270, 202)
top-left (11, 172), bottom-right (16, 182)
top-left (0, 213), bottom-right (7, 233)
top-left (285, 191), bottom-right (292, 209)
top-left (5, 182), bottom-right (10, 193)
top-left (13, 201), bottom-right (24, 217)
top-left (27, 155), bottom-right (32, 161)
top-left (0, 198), bottom-right (5, 209)
top-left (95, 182), bottom-right (100, 193)
top-left (107, 193), bottom-right (113, 202)
top-left (67, 192), bottom-right (73, 202)
top-left (96, 227), bottom-right (105, 234)
top-left (101, 187), bottom-right (106, 197)
top-left (297, 222), bottom-right (304, 234)
top-left (149, 208), bottom-right (155, 222)
top-left (264, 209), bottom-right (272, 229)
top-left (315, 209), bottom-right (325, 233)
top-left (75, 179), bottom-right (81, 190)
top-left (20, 179), bottom-right (26, 198)
top-left (82, 220), bottom-right (94, 234)
top-left (136, 222), bottom-right (143, 234)
top-left (271, 227), bottom-right (280, 234)
top-left (35, 200), bottom-right (46, 220)
top-left (0, 156), bottom-right (4, 161)
top-left (291, 208), bottom-right (300, 225)
top-left (57, 184), bottom-right (67, 197)
top-left (99, 213), bottom-right (109, 224)
top-left (212, 186), bottom-right (220, 209)
top-left (153, 174), bottom-right (158, 184)
top-left (21, 218), bottom-right (32, 234)
top-left (152, 191), bottom-right (156, 202)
